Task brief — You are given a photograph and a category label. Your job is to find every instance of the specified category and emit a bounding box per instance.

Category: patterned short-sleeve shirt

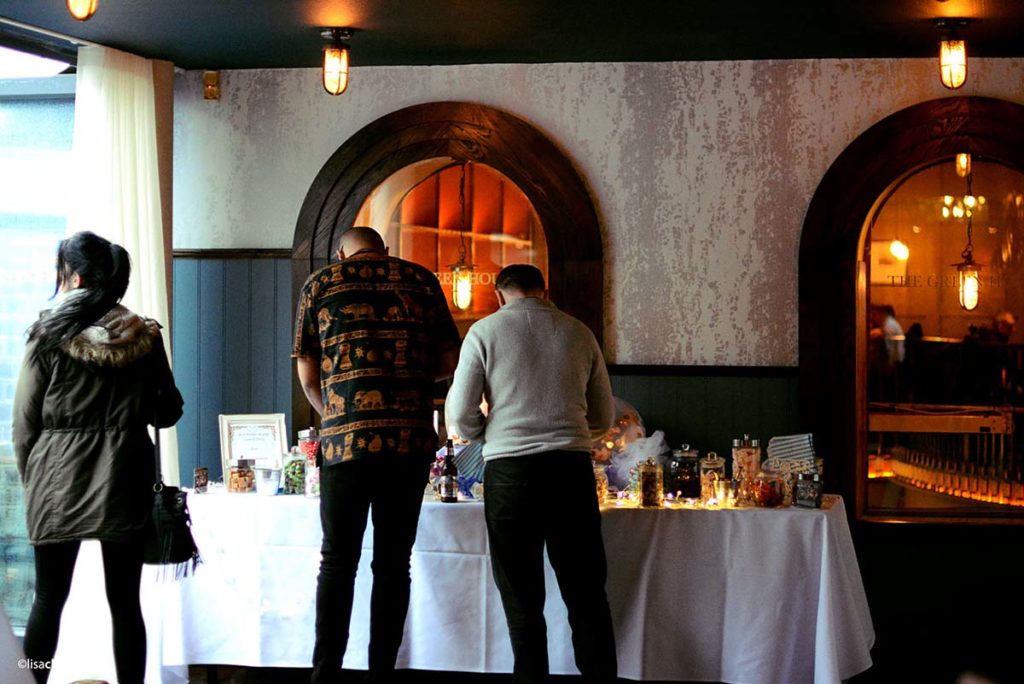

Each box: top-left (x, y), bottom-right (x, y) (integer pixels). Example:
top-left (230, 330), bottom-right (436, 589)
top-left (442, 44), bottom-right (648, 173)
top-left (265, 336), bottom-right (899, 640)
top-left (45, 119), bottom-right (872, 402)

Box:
top-left (292, 252), bottom-right (460, 465)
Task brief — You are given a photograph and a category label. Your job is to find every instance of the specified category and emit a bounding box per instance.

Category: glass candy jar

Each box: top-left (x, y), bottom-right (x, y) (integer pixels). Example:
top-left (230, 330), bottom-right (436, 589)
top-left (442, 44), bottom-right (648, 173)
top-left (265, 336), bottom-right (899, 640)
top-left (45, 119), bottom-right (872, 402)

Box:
top-left (282, 447), bottom-right (306, 495)
top-left (593, 464), bottom-right (609, 505)
top-left (227, 458), bottom-right (255, 493)
top-left (751, 467), bottom-right (786, 507)
top-left (731, 434), bottom-right (761, 505)
top-left (700, 452), bottom-right (726, 506)
top-left (297, 427), bottom-right (320, 466)
top-left (794, 472), bottom-right (824, 508)
top-left (638, 457), bottom-right (664, 508)
top-left (664, 445), bottom-right (701, 502)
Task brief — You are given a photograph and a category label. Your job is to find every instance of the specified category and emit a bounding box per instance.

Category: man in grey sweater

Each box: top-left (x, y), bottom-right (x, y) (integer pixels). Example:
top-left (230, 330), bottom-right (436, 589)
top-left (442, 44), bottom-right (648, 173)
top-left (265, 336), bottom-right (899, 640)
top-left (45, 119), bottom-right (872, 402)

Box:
top-left (446, 264), bottom-right (617, 684)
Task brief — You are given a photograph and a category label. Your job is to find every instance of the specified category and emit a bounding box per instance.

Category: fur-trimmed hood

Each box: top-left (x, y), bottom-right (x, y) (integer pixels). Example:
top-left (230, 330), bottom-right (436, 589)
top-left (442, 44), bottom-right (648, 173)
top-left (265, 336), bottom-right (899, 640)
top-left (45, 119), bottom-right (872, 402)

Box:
top-left (63, 303), bottom-right (162, 367)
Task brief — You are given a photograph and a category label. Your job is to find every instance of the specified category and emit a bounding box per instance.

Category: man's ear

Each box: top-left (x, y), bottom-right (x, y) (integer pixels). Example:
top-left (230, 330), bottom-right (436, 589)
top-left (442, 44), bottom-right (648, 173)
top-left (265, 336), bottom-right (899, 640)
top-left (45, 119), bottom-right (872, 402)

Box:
top-left (542, 289), bottom-right (549, 301)
top-left (496, 289), bottom-right (506, 307)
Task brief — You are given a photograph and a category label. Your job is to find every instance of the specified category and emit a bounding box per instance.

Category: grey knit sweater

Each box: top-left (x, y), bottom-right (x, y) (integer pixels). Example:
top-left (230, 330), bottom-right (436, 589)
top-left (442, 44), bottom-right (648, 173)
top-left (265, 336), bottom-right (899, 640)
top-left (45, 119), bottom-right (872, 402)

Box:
top-left (446, 297), bottom-right (614, 461)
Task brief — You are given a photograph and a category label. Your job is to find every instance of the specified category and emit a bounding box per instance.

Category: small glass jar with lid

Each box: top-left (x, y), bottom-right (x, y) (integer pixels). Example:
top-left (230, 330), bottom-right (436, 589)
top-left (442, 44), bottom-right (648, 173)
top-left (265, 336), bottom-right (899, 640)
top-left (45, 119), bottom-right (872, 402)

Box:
top-left (282, 446), bottom-right (306, 495)
top-left (751, 467), bottom-right (786, 507)
top-left (638, 457), bottom-right (664, 508)
top-left (227, 458), bottom-right (256, 493)
top-left (593, 464), bottom-right (609, 505)
top-left (297, 427), bottom-right (320, 466)
top-left (700, 452), bottom-right (726, 506)
top-left (794, 472), bottom-right (823, 508)
top-left (664, 444), bottom-right (701, 502)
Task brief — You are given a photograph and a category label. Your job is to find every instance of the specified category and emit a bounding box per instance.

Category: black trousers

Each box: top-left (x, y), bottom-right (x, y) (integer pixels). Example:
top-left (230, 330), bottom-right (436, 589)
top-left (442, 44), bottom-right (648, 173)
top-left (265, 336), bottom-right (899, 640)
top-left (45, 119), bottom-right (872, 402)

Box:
top-left (23, 539), bottom-right (145, 684)
top-left (311, 455), bottom-right (431, 684)
top-left (484, 451), bottom-right (618, 684)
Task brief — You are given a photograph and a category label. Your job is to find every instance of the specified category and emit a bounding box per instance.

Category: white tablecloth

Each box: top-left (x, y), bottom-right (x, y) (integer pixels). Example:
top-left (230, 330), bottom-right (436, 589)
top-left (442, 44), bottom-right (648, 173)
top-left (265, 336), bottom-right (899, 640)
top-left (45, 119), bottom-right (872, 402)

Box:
top-left (54, 493), bottom-right (873, 684)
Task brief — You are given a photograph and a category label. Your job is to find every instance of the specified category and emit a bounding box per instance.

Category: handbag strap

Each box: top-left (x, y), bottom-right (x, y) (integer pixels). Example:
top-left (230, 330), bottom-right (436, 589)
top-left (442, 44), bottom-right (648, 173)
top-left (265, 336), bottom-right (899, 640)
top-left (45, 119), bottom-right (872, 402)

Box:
top-left (153, 425), bottom-right (164, 490)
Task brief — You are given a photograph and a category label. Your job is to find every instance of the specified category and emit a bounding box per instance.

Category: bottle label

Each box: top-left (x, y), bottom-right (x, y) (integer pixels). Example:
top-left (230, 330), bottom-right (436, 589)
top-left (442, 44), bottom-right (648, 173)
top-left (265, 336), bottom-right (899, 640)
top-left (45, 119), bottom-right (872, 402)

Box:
top-left (440, 475), bottom-right (458, 502)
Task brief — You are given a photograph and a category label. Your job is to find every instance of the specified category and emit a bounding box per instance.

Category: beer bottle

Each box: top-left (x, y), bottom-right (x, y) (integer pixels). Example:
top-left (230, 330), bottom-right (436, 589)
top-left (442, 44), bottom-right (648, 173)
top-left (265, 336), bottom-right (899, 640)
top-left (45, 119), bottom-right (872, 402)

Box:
top-left (440, 439), bottom-right (459, 503)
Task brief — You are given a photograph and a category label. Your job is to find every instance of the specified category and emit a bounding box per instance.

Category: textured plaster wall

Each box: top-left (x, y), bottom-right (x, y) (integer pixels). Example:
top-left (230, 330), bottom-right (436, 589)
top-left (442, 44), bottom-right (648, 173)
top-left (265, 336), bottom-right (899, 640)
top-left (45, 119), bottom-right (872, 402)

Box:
top-left (173, 58), bottom-right (1024, 366)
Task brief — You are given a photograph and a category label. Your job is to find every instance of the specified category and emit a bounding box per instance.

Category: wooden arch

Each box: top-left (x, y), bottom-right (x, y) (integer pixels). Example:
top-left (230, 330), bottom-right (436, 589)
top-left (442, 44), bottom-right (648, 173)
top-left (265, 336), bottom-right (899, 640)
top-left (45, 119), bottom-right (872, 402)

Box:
top-left (292, 101), bottom-right (602, 338)
top-left (799, 96), bottom-right (1024, 521)
top-left (291, 101), bottom-right (604, 426)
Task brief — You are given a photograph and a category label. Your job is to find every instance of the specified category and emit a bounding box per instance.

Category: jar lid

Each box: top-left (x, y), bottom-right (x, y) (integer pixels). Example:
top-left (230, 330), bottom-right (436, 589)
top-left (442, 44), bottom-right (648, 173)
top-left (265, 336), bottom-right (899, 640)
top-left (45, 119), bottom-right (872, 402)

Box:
top-left (797, 472), bottom-right (821, 482)
top-left (298, 427), bottom-right (319, 438)
top-left (236, 458), bottom-right (254, 468)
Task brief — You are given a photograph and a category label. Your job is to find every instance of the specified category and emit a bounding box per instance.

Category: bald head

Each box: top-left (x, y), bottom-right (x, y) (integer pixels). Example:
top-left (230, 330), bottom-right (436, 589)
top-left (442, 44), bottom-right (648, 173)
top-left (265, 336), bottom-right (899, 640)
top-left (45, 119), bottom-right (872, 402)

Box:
top-left (338, 226), bottom-right (387, 258)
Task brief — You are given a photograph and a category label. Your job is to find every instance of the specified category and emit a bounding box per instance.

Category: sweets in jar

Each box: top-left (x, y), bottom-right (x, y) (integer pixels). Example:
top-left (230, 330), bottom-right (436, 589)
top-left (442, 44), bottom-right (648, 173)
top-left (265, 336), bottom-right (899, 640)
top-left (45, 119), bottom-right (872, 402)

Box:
top-left (751, 468), bottom-right (786, 507)
top-left (731, 434), bottom-right (761, 504)
top-left (700, 453), bottom-right (726, 506)
top-left (638, 457), bottom-right (663, 508)
top-left (228, 459), bottom-right (255, 493)
top-left (593, 464), bottom-right (609, 504)
top-left (282, 447), bottom-right (306, 495)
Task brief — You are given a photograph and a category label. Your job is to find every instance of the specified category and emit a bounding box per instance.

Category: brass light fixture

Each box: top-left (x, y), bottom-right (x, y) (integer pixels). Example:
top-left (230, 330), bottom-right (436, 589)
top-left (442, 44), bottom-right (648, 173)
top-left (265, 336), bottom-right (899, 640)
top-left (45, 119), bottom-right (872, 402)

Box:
top-left (321, 28), bottom-right (352, 96)
top-left (449, 162), bottom-right (477, 312)
top-left (67, 0), bottom-right (98, 21)
top-left (956, 152), bottom-right (971, 178)
top-left (954, 168), bottom-right (981, 311)
top-left (937, 19), bottom-right (969, 90)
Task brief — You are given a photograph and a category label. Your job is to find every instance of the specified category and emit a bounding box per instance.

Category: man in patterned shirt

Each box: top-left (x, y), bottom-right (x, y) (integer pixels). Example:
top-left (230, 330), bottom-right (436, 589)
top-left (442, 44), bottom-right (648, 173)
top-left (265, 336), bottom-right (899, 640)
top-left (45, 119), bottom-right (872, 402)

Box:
top-left (293, 226), bottom-right (460, 683)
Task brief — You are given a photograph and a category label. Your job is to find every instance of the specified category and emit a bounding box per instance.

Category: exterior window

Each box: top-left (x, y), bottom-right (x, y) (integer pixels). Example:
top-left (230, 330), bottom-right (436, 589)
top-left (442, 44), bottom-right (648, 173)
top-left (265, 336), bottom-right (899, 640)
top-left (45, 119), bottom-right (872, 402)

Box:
top-left (0, 94), bottom-right (74, 631)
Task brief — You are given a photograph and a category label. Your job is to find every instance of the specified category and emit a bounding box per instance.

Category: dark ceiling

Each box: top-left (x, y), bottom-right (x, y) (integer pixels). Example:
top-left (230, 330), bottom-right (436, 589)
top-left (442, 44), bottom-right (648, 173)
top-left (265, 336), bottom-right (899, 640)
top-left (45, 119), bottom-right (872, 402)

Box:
top-left (2, 0), bottom-right (1024, 71)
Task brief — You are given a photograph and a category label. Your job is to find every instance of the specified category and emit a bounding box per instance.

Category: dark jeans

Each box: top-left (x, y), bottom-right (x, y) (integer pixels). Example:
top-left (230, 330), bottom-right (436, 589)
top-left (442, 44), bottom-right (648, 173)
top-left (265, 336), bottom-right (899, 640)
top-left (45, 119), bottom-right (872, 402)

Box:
top-left (24, 540), bottom-right (145, 684)
top-left (312, 455), bottom-right (431, 684)
top-left (485, 451), bottom-right (618, 684)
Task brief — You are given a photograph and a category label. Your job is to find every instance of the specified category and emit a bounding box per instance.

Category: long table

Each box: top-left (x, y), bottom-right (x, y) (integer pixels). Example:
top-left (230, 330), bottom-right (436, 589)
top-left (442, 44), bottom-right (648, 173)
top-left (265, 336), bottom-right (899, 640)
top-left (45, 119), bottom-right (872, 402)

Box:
top-left (52, 493), bottom-right (873, 684)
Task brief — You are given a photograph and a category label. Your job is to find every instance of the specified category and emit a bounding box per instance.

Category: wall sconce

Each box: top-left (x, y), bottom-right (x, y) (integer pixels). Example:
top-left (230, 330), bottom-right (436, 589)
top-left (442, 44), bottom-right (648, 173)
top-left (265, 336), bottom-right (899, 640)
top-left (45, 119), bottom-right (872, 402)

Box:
top-left (449, 162), bottom-right (476, 311)
top-left (321, 28), bottom-right (352, 96)
top-left (67, 0), bottom-right (98, 21)
top-left (889, 238), bottom-right (910, 261)
top-left (937, 19), bottom-right (969, 90)
top-left (202, 71), bottom-right (220, 100)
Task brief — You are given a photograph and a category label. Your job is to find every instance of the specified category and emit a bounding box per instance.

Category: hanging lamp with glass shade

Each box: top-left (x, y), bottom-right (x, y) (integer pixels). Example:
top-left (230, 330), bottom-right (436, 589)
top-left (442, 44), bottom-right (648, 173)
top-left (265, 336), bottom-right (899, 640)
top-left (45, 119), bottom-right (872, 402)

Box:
top-left (67, 0), bottom-right (98, 21)
top-left (956, 153), bottom-right (972, 178)
top-left (321, 28), bottom-right (352, 96)
top-left (937, 19), bottom-right (969, 90)
top-left (449, 163), bottom-right (476, 311)
top-left (955, 170), bottom-right (981, 311)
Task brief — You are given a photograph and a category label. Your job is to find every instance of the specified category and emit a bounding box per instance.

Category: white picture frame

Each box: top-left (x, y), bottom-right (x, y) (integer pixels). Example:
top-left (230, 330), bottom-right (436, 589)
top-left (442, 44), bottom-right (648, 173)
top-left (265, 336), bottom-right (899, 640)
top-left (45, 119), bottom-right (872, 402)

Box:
top-left (218, 413), bottom-right (287, 474)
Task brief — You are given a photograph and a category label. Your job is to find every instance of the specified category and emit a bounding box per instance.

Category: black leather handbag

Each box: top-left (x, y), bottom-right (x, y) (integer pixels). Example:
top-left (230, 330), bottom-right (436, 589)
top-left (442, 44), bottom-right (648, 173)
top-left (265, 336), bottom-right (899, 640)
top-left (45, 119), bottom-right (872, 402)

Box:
top-left (142, 429), bottom-right (200, 577)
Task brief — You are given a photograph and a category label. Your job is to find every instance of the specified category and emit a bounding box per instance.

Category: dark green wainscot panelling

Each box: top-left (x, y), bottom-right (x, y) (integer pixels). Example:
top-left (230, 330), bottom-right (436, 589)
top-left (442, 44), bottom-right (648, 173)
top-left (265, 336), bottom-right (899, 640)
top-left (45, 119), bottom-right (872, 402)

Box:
top-left (172, 251), bottom-right (293, 484)
top-left (608, 365), bottom-right (799, 457)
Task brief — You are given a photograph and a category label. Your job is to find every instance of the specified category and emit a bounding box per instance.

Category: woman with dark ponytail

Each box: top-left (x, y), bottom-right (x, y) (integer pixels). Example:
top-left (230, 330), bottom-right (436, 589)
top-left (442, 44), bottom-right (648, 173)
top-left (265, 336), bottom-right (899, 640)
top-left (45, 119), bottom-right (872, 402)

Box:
top-left (13, 231), bottom-right (183, 684)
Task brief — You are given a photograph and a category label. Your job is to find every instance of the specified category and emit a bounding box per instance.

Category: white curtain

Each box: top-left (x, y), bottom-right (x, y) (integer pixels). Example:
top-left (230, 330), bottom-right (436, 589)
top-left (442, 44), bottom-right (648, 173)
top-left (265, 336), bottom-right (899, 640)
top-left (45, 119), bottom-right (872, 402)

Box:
top-left (70, 45), bottom-right (179, 484)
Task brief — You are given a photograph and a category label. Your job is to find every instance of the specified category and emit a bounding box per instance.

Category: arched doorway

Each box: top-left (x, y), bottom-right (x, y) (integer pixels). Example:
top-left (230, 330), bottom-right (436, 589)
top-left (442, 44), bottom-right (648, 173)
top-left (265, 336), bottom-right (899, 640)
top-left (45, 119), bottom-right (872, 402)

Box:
top-left (292, 101), bottom-right (603, 427)
top-left (799, 96), bottom-right (1024, 523)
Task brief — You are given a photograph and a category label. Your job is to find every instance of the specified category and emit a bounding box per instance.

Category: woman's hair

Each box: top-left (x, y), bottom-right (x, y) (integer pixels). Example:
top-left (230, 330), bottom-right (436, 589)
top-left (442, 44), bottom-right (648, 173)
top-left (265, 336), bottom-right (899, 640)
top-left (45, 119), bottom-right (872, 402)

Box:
top-left (27, 231), bottom-right (131, 355)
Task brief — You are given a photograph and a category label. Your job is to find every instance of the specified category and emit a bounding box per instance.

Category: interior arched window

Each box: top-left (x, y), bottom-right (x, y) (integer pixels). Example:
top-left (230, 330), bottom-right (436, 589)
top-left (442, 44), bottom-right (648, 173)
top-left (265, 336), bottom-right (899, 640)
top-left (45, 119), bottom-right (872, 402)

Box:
top-left (354, 158), bottom-right (548, 336)
top-left (863, 157), bottom-right (1024, 517)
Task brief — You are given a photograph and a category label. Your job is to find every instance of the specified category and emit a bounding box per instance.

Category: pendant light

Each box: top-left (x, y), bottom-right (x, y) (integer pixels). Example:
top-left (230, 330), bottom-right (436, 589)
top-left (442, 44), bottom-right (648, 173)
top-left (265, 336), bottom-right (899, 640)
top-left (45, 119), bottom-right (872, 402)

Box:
top-left (67, 0), bottom-right (98, 21)
top-left (937, 19), bottom-right (969, 90)
top-left (449, 162), bottom-right (477, 311)
top-left (954, 169), bottom-right (981, 311)
top-left (321, 28), bottom-right (352, 96)
top-left (956, 153), bottom-right (971, 178)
